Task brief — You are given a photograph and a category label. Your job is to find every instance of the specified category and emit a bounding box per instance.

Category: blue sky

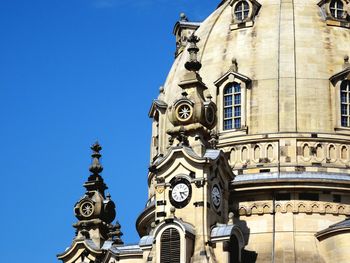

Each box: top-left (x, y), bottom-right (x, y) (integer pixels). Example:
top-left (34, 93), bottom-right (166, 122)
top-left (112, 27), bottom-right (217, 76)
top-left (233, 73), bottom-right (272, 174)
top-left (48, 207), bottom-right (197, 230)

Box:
top-left (0, 0), bottom-right (218, 262)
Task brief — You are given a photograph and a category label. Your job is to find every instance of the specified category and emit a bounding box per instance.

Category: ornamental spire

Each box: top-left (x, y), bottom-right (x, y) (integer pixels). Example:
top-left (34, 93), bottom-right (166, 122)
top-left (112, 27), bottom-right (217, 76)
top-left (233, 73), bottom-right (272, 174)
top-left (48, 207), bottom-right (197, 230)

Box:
top-left (184, 34), bottom-right (202, 72)
top-left (89, 142), bottom-right (103, 175)
top-left (84, 141), bottom-right (107, 196)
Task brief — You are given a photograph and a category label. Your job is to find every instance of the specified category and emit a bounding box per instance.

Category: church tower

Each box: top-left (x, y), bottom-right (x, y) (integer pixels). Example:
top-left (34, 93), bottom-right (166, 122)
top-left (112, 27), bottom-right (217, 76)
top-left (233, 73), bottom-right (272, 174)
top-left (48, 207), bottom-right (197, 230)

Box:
top-left (59, 0), bottom-right (350, 262)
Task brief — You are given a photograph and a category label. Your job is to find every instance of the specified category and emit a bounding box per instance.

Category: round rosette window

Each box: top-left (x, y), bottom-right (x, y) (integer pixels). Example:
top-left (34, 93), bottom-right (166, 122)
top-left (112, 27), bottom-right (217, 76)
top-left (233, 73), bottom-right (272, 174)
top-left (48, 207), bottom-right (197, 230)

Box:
top-left (79, 201), bottom-right (94, 218)
top-left (176, 103), bottom-right (193, 122)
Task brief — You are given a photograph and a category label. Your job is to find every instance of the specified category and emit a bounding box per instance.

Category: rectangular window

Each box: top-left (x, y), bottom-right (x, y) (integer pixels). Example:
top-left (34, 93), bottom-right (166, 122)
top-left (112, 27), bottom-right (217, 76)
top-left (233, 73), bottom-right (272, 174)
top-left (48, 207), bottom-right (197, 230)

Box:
top-left (223, 83), bottom-right (242, 130)
top-left (341, 81), bottom-right (350, 127)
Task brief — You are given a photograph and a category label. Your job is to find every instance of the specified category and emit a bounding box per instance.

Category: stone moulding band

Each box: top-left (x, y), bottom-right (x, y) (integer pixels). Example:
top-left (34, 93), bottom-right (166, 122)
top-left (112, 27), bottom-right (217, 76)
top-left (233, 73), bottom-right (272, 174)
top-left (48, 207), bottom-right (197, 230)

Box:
top-left (238, 201), bottom-right (350, 216)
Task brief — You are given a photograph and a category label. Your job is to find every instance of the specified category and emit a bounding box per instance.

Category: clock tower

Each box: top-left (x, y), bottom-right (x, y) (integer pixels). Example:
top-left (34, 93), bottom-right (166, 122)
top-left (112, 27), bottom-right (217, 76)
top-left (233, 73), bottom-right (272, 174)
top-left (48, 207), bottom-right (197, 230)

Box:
top-left (137, 35), bottom-right (245, 263)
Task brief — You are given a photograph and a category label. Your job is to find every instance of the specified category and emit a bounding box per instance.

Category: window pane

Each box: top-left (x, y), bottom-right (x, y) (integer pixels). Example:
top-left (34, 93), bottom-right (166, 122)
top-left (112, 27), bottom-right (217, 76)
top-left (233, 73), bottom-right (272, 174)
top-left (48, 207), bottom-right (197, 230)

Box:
top-left (224, 108), bottom-right (233, 118)
top-left (234, 94), bottom-right (241, 104)
top-left (342, 116), bottom-right (348, 127)
top-left (224, 120), bottom-right (233, 130)
top-left (234, 84), bottom-right (241, 93)
top-left (224, 95), bottom-right (232, 106)
top-left (341, 104), bottom-right (347, 115)
top-left (243, 1), bottom-right (249, 9)
top-left (244, 11), bottom-right (249, 18)
top-left (234, 106), bottom-right (241, 117)
top-left (234, 118), bottom-right (241, 129)
top-left (224, 85), bottom-right (233, 94)
top-left (341, 92), bottom-right (347, 103)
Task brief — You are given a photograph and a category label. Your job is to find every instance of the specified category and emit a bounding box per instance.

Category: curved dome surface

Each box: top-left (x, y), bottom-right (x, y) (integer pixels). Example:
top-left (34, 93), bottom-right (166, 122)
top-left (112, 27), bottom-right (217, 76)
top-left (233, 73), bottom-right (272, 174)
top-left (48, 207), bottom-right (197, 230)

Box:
top-left (150, 0), bottom-right (350, 179)
top-left (164, 0), bottom-right (350, 134)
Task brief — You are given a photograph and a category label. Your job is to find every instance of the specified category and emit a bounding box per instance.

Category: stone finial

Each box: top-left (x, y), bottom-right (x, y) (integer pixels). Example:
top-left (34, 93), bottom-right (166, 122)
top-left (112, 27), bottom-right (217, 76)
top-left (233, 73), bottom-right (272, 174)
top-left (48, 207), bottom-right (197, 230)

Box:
top-left (159, 86), bottom-right (165, 94)
top-left (230, 58), bottom-right (238, 72)
top-left (180, 12), bottom-right (188, 22)
top-left (89, 142), bottom-right (103, 175)
top-left (108, 221), bottom-right (124, 245)
top-left (209, 130), bottom-right (219, 149)
top-left (344, 55), bottom-right (350, 69)
top-left (184, 34), bottom-right (202, 72)
top-left (84, 142), bottom-right (108, 194)
top-left (228, 212), bottom-right (234, 225)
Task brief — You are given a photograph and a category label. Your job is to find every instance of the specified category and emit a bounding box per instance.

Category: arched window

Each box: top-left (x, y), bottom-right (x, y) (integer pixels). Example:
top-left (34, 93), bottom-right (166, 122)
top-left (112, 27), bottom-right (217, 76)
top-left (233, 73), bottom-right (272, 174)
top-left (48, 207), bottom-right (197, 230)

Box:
top-left (160, 228), bottom-right (180, 263)
top-left (330, 0), bottom-right (344, 19)
top-left (234, 1), bottom-right (250, 21)
top-left (224, 83), bottom-right (242, 130)
top-left (340, 80), bottom-right (350, 127)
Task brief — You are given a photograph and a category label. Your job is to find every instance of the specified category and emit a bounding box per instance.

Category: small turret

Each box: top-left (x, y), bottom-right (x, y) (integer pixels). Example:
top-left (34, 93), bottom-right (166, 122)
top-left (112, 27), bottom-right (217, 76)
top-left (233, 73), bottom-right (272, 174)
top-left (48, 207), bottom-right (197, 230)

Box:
top-left (72, 142), bottom-right (122, 247)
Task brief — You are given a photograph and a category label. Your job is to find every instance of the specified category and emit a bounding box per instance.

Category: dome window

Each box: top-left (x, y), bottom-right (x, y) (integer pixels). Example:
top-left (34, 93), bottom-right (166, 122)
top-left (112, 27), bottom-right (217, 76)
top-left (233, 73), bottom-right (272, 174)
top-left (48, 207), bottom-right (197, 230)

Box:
top-left (214, 58), bottom-right (251, 135)
top-left (318, 0), bottom-right (350, 28)
top-left (330, 0), bottom-right (345, 19)
top-left (231, 0), bottom-right (261, 30)
top-left (234, 1), bottom-right (250, 21)
top-left (341, 80), bottom-right (350, 127)
top-left (224, 83), bottom-right (242, 130)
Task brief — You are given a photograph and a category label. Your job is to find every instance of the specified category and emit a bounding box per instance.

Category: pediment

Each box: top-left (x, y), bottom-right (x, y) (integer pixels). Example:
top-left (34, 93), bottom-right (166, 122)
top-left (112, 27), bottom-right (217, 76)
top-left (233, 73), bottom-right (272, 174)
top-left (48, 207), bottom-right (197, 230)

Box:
top-left (150, 146), bottom-right (234, 181)
top-left (330, 67), bottom-right (350, 86)
top-left (148, 99), bottom-right (168, 118)
top-left (57, 239), bottom-right (102, 263)
top-left (214, 70), bottom-right (252, 89)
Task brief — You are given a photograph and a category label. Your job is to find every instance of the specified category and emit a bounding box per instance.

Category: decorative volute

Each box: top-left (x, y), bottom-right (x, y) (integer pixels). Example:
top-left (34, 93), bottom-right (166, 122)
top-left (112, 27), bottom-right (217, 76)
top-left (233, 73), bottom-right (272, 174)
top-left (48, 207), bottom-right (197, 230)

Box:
top-left (167, 34), bottom-right (217, 155)
top-left (73, 142), bottom-right (121, 248)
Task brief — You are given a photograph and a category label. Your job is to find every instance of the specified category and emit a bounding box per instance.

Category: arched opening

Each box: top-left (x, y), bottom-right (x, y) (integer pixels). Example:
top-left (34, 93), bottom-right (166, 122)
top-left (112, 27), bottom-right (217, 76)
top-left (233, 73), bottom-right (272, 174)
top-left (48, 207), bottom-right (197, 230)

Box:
top-left (234, 1), bottom-right (250, 21)
top-left (341, 146), bottom-right (348, 160)
top-left (254, 145), bottom-right (260, 161)
top-left (241, 146), bottom-right (248, 162)
top-left (328, 145), bottom-right (336, 160)
top-left (267, 144), bottom-right (274, 160)
top-left (229, 234), bottom-right (240, 263)
top-left (160, 228), bottom-right (181, 263)
top-left (316, 144), bottom-right (323, 159)
top-left (303, 144), bottom-right (310, 158)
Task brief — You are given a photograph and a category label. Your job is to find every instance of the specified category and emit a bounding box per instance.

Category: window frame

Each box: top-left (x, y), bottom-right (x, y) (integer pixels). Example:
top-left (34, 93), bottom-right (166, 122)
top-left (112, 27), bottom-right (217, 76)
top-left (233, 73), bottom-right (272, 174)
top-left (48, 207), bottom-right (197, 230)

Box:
top-left (215, 73), bottom-right (250, 136)
top-left (223, 82), bottom-right (242, 131)
top-left (340, 80), bottom-right (350, 128)
top-left (230, 0), bottom-right (261, 30)
top-left (234, 0), bottom-right (250, 22)
top-left (329, 0), bottom-right (345, 19)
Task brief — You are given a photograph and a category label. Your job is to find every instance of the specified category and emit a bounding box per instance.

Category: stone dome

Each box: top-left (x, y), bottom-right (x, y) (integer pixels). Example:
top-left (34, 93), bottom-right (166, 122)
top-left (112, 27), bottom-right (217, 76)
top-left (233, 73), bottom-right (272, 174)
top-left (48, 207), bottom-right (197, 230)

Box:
top-left (151, 0), bottom-right (350, 175)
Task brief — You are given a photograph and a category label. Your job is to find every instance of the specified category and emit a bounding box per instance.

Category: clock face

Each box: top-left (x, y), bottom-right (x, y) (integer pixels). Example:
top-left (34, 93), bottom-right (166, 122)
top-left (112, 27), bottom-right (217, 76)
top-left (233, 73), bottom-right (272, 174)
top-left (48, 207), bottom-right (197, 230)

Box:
top-left (171, 183), bottom-right (190, 202)
top-left (211, 185), bottom-right (221, 209)
top-left (169, 179), bottom-right (192, 208)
